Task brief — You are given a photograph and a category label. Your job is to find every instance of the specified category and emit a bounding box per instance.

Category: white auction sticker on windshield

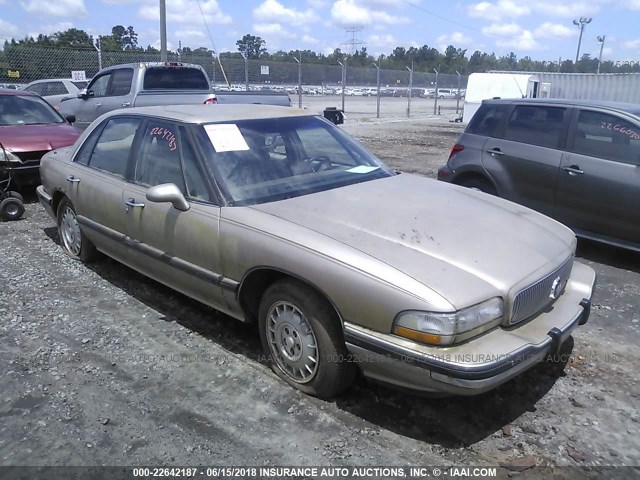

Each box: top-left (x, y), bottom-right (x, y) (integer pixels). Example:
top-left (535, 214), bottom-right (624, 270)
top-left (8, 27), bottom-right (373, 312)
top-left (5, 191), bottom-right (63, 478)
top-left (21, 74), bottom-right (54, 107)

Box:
top-left (204, 124), bottom-right (250, 152)
top-left (346, 166), bottom-right (379, 174)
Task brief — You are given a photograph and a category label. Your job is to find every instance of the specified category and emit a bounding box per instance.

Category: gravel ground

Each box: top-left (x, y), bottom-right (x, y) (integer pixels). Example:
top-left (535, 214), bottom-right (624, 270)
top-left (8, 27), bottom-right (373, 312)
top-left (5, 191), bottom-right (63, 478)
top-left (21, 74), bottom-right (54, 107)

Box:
top-left (1, 103), bottom-right (639, 478)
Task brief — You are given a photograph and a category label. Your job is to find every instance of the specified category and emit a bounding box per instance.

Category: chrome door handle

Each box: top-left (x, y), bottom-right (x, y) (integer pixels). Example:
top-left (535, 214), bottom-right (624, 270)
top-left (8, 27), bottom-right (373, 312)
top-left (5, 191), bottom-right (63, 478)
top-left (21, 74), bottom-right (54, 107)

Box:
top-left (125, 198), bottom-right (145, 209)
top-left (563, 166), bottom-right (584, 175)
top-left (487, 148), bottom-right (504, 156)
top-left (66, 175), bottom-right (80, 183)
top-left (95, 103), bottom-right (102, 107)
top-left (122, 102), bottom-right (131, 107)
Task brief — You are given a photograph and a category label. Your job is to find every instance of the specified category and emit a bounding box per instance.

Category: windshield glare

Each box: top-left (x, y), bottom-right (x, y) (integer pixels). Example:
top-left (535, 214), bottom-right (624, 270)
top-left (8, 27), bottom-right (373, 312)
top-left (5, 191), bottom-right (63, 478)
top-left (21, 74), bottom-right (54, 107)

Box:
top-left (0, 95), bottom-right (65, 126)
top-left (196, 116), bottom-right (394, 205)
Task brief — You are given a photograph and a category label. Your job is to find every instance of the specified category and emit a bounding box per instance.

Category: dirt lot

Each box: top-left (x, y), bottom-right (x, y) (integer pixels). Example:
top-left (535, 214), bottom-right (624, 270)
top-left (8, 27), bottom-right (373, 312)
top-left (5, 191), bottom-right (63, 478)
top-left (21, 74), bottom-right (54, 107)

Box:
top-left (1, 102), bottom-right (639, 478)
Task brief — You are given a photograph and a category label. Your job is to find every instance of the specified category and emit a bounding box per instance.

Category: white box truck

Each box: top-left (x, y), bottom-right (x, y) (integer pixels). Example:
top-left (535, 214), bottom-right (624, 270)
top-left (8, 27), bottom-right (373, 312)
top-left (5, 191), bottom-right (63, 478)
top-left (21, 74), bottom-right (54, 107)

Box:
top-left (463, 73), bottom-right (541, 123)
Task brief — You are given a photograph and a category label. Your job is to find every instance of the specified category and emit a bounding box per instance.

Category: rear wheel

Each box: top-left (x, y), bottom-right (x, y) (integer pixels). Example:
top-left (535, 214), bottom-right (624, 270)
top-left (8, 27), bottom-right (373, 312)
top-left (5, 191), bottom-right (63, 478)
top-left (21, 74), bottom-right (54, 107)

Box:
top-left (458, 178), bottom-right (497, 195)
top-left (56, 198), bottom-right (100, 263)
top-left (0, 197), bottom-right (25, 221)
top-left (259, 279), bottom-right (356, 398)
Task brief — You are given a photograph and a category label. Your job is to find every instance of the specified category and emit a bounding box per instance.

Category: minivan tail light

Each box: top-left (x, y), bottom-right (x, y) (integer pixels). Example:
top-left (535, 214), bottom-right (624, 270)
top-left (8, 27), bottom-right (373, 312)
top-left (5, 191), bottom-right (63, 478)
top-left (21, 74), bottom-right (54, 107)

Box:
top-left (204, 96), bottom-right (217, 104)
top-left (448, 143), bottom-right (464, 160)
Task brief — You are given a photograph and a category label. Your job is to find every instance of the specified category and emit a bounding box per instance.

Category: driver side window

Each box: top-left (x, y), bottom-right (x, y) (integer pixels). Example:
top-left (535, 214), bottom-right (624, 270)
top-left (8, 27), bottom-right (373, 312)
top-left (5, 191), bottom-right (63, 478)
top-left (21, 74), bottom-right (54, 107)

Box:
top-left (88, 74), bottom-right (112, 98)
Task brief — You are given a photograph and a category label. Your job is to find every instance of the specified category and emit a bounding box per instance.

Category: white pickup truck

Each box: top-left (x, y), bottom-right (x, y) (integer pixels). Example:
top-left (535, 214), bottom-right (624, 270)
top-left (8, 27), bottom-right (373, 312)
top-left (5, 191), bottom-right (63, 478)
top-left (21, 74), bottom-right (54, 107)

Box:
top-left (59, 62), bottom-right (291, 129)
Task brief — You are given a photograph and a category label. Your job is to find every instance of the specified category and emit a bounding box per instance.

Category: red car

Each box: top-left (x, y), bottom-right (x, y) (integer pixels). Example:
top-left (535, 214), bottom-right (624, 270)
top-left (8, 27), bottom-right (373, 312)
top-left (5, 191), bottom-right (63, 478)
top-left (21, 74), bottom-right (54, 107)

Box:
top-left (0, 89), bottom-right (81, 187)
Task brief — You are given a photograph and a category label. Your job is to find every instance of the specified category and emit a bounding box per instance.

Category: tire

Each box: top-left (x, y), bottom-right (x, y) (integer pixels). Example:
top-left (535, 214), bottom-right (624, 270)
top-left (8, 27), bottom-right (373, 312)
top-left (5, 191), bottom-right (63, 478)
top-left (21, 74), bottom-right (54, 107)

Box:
top-left (458, 178), bottom-right (497, 195)
top-left (259, 278), bottom-right (356, 398)
top-left (56, 197), bottom-right (100, 262)
top-left (0, 197), bottom-right (25, 221)
top-left (7, 191), bottom-right (24, 203)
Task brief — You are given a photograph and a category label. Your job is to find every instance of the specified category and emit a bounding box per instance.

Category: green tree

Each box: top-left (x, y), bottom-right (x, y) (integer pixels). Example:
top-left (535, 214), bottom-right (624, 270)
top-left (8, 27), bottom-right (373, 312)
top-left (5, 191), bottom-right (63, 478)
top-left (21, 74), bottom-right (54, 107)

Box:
top-left (52, 28), bottom-right (94, 48)
top-left (236, 34), bottom-right (266, 58)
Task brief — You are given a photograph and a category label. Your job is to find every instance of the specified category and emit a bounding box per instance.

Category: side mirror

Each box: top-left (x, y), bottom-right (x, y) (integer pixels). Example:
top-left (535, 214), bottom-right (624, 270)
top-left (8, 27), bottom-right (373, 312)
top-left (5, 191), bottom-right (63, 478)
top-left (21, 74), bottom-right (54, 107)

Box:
top-left (146, 183), bottom-right (190, 212)
top-left (64, 114), bottom-right (76, 124)
top-left (77, 89), bottom-right (88, 99)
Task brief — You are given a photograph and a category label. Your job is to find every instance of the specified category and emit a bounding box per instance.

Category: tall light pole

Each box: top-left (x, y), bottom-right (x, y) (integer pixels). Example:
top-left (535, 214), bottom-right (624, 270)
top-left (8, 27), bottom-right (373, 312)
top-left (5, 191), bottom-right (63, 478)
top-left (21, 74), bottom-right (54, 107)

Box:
top-left (160, 0), bottom-right (167, 61)
top-left (572, 17), bottom-right (592, 65)
top-left (597, 35), bottom-right (606, 74)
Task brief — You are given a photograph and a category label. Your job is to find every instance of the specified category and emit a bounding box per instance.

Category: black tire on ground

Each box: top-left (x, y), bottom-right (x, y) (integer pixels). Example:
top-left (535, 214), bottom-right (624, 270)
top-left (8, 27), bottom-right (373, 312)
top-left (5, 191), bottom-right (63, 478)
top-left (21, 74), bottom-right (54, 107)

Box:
top-left (7, 191), bottom-right (24, 203)
top-left (259, 278), bottom-right (356, 398)
top-left (56, 197), bottom-right (100, 263)
top-left (458, 178), bottom-right (497, 195)
top-left (0, 197), bottom-right (25, 221)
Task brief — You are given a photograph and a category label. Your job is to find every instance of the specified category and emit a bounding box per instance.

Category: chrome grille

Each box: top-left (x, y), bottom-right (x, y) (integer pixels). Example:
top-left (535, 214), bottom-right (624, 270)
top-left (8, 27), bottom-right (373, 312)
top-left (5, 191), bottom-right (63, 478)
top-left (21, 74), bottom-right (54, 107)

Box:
top-left (510, 256), bottom-right (574, 325)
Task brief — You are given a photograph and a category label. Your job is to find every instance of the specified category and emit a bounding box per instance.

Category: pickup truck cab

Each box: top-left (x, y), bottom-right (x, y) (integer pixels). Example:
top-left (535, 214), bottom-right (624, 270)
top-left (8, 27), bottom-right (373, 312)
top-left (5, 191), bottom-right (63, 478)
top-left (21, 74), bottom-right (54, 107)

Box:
top-left (60, 62), bottom-right (216, 130)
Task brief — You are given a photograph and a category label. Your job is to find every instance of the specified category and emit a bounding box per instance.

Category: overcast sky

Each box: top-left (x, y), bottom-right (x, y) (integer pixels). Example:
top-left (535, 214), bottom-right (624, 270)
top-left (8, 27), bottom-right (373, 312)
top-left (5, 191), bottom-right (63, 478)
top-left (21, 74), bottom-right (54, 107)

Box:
top-left (1, 0), bottom-right (638, 62)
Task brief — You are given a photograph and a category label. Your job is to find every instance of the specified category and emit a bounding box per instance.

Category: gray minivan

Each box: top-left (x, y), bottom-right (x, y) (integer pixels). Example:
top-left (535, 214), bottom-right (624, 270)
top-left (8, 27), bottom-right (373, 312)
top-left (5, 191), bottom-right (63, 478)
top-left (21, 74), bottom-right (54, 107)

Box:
top-left (438, 98), bottom-right (640, 252)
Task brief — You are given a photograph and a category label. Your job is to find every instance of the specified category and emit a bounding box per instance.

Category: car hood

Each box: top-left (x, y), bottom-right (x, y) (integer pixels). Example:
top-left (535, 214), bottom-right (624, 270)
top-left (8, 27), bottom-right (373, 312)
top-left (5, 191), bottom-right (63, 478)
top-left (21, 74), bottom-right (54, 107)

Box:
top-left (250, 174), bottom-right (575, 309)
top-left (0, 123), bottom-right (80, 153)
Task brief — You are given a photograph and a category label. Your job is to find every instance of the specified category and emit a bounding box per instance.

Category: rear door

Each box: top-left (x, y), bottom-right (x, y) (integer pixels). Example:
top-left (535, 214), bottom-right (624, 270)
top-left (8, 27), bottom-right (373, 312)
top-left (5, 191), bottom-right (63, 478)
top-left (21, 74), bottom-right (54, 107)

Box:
top-left (555, 108), bottom-right (640, 244)
top-left (481, 103), bottom-right (569, 217)
top-left (122, 120), bottom-right (227, 309)
top-left (63, 116), bottom-right (142, 260)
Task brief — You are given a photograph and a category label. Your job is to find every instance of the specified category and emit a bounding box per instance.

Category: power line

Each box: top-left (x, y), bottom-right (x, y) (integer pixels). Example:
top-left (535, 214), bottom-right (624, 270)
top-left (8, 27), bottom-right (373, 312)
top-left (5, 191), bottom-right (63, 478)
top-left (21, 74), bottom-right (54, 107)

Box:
top-left (400, 0), bottom-right (547, 45)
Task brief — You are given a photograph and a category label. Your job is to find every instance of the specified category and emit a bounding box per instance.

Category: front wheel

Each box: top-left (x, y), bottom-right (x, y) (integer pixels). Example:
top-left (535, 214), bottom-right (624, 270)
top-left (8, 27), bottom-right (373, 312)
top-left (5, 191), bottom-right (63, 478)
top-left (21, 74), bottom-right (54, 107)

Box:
top-left (56, 198), bottom-right (100, 262)
top-left (259, 279), bottom-right (356, 398)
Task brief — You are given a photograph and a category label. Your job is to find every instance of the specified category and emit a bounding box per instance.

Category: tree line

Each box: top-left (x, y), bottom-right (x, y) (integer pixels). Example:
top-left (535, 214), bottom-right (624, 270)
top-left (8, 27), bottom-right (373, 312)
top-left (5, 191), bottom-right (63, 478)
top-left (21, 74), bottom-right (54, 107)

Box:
top-left (2, 27), bottom-right (639, 78)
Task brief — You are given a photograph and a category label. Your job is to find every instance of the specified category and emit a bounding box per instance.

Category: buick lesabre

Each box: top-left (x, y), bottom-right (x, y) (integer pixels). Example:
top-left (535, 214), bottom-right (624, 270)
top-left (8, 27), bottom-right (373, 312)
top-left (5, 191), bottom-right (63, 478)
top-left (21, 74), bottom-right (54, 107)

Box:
top-left (37, 105), bottom-right (596, 398)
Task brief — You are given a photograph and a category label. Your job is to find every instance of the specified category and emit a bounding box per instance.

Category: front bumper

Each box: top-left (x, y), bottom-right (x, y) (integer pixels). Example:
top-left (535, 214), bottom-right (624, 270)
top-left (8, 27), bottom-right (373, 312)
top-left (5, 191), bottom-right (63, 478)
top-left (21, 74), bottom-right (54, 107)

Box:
top-left (344, 261), bottom-right (596, 395)
top-left (36, 185), bottom-right (56, 218)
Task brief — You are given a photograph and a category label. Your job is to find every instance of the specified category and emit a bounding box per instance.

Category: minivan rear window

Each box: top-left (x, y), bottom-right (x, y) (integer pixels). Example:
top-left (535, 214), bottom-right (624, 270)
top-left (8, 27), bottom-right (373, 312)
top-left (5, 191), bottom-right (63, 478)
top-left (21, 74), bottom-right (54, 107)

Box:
top-left (143, 67), bottom-right (209, 90)
top-left (503, 105), bottom-right (567, 149)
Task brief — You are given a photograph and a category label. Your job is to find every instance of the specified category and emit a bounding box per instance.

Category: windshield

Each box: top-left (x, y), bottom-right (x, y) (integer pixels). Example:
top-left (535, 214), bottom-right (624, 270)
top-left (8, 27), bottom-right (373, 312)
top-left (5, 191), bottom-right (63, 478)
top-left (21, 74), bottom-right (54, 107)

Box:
top-left (143, 67), bottom-right (209, 90)
top-left (195, 116), bottom-right (394, 206)
top-left (0, 94), bottom-right (65, 126)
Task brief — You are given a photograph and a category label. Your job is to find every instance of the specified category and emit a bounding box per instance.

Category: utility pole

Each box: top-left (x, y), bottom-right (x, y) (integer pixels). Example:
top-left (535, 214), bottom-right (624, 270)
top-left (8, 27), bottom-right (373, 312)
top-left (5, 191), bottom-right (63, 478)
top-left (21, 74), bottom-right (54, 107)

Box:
top-left (433, 67), bottom-right (439, 115)
top-left (372, 61), bottom-right (380, 118)
top-left (294, 54), bottom-right (302, 108)
top-left (338, 59), bottom-right (346, 112)
top-left (572, 17), bottom-right (592, 66)
top-left (406, 63), bottom-right (413, 117)
top-left (597, 35), bottom-right (606, 74)
top-left (94, 37), bottom-right (102, 70)
top-left (160, 0), bottom-right (167, 62)
top-left (455, 70), bottom-right (462, 114)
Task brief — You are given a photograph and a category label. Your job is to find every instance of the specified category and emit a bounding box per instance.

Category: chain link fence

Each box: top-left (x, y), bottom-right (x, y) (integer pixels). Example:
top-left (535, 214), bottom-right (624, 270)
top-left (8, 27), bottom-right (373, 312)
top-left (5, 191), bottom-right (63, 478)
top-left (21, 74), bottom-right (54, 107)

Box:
top-left (0, 45), bottom-right (468, 118)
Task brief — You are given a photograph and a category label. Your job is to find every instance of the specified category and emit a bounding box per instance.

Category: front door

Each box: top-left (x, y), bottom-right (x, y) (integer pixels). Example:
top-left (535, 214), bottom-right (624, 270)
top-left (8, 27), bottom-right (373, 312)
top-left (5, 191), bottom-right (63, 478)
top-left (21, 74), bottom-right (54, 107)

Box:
top-left (122, 120), bottom-right (227, 309)
top-left (555, 108), bottom-right (640, 245)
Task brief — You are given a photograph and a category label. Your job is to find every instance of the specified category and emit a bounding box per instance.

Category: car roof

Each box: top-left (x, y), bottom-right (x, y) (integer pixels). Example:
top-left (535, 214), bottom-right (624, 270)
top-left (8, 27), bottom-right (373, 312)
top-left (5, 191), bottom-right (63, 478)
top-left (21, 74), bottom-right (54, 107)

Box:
top-left (0, 88), bottom-right (38, 96)
top-left (103, 104), bottom-right (316, 124)
top-left (483, 97), bottom-right (640, 116)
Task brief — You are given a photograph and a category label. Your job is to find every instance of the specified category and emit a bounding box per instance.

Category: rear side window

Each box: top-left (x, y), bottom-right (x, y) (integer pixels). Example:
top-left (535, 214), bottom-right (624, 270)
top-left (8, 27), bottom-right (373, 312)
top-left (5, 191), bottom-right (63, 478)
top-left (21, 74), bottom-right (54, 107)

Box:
top-left (466, 104), bottom-right (509, 137)
top-left (570, 110), bottom-right (640, 165)
top-left (503, 105), bottom-right (567, 149)
top-left (88, 117), bottom-right (141, 177)
top-left (108, 68), bottom-right (134, 96)
top-left (46, 82), bottom-right (68, 95)
top-left (143, 67), bottom-right (209, 90)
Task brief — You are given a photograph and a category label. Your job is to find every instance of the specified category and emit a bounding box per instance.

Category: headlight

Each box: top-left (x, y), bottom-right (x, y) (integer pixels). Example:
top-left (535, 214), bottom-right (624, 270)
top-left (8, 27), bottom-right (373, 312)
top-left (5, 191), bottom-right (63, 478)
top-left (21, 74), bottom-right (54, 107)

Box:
top-left (392, 297), bottom-right (503, 346)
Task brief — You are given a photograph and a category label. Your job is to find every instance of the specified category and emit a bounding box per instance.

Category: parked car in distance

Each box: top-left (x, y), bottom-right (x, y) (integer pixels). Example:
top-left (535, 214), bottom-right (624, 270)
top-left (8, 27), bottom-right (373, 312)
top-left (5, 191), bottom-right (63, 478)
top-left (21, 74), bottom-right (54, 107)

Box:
top-left (37, 104), bottom-right (594, 398)
top-left (0, 89), bottom-right (80, 187)
top-left (438, 98), bottom-right (640, 252)
top-left (23, 78), bottom-right (89, 110)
